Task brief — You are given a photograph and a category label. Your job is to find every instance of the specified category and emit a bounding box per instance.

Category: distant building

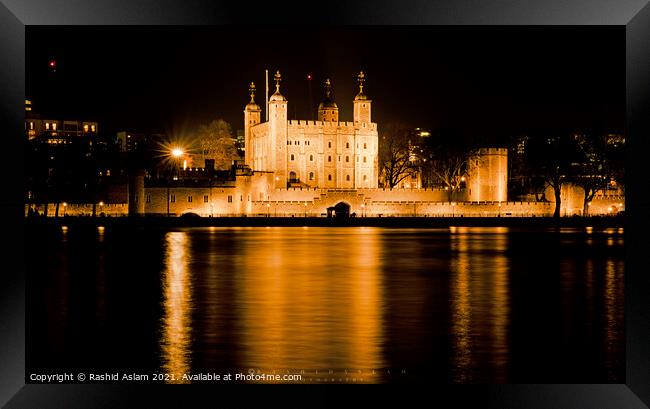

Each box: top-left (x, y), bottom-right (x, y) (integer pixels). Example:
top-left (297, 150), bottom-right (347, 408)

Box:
top-left (25, 100), bottom-right (98, 143)
top-left (235, 129), bottom-right (245, 157)
top-left (116, 131), bottom-right (147, 152)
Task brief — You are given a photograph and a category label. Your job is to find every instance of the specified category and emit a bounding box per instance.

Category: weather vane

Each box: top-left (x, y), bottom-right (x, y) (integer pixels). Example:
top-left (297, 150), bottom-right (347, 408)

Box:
top-left (357, 71), bottom-right (366, 94)
top-left (324, 78), bottom-right (332, 98)
top-left (249, 81), bottom-right (256, 103)
top-left (274, 70), bottom-right (281, 92)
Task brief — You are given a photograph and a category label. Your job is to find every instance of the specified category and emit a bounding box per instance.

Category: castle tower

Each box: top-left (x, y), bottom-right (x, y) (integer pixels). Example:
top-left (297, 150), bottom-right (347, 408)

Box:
top-left (353, 71), bottom-right (371, 123)
top-left (468, 148), bottom-right (508, 202)
top-left (243, 81), bottom-right (261, 167)
top-left (318, 78), bottom-right (339, 122)
top-left (269, 70), bottom-right (288, 188)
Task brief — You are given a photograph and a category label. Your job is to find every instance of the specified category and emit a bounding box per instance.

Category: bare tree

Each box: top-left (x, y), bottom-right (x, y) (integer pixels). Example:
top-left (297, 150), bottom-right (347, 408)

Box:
top-left (572, 134), bottom-right (620, 216)
top-left (527, 135), bottom-right (576, 218)
top-left (196, 119), bottom-right (238, 170)
top-left (428, 150), bottom-right (467, 202)
top-left (379, 123), bottom-right (418, 188)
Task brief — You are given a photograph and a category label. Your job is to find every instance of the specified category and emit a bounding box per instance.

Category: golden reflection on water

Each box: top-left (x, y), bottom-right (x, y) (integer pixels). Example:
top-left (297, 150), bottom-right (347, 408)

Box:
top-left (604, 258), bottom-right (624, 379)
top-left (236, 227), bottom-right (385, 383)
top-left (160, 231), bottom-right (193, 383)
top-left (450, 227), bottom-right (510, 382)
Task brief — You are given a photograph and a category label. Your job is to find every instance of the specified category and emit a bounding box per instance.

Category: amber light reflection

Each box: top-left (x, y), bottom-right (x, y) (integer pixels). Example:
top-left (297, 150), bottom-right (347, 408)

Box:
top-left (450, 226), bottom-right (510, 383)
top-left (236, 227), bottom-right (385, 383)
top-left (160, 231), bottom-right (193, 383)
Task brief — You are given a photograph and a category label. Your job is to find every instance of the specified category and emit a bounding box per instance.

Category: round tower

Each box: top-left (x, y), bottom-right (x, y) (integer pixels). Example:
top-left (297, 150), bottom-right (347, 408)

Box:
top-left (243, 82), bottom-right (261, 168)
top-left (468, 148), bottom-right (508, 202)
top-left (128, 169), bottom-right (145, 216)
top-left (318, 78), bottom-right (339, 122)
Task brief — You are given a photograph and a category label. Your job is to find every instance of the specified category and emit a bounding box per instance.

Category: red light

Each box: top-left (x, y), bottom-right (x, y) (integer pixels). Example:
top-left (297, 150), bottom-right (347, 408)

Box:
top-left (307, 74), bottom-right (312, 80)
top-left (49, 60), bottom-right (56, 67)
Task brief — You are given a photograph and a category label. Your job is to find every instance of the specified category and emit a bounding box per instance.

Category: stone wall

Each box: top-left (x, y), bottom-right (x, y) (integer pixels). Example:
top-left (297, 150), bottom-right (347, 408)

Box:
top-left (26, 203), bottom-right (129, 217)
top-left (25, 178), bottom-right (624, 218)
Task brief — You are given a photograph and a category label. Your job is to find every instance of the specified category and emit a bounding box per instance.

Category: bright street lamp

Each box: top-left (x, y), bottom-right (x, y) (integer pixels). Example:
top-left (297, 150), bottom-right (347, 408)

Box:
top-left (171, 148), bottom-right (184, 158)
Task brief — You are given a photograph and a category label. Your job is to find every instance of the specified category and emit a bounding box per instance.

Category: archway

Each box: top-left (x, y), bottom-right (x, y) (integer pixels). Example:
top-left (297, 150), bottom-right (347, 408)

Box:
top-left (328, 202), bottom-right (351, 218)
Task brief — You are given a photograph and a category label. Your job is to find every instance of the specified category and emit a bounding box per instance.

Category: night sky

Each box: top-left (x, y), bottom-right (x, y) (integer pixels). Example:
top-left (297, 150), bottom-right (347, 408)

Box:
top-left (26, 26), bottom-right (624, 146)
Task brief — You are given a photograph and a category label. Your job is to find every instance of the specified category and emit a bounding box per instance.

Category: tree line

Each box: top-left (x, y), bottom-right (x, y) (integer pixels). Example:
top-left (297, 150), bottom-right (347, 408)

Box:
top-left (378, 123), bottom-right (624, 218)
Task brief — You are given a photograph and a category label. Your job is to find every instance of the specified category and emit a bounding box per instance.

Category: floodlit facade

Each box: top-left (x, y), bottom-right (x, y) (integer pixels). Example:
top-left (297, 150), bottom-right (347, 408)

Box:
top-left (245, 71), bottom-right (378, 189)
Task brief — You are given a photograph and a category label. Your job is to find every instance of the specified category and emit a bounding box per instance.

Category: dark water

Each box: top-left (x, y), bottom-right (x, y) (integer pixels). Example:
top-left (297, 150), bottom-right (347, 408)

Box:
top-left (27, 225), bottom-right (624, 383)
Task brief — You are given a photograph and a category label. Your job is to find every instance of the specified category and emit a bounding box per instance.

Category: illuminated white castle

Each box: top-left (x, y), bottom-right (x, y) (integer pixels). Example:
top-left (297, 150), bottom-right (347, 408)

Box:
top-left (244, 71), bottom-right (378, 189)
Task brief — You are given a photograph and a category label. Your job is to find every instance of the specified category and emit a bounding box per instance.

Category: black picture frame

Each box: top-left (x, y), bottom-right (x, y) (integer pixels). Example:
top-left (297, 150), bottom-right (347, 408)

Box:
top-left (1, 0), bottom-right (649, 407)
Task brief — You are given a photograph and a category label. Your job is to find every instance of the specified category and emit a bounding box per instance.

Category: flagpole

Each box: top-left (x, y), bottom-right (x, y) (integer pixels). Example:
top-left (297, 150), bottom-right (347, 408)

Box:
top-left (265, 69), bottom-right (269, 121)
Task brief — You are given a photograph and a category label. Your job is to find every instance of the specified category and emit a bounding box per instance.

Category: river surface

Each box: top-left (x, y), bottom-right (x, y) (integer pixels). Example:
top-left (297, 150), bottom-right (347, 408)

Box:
top-left (26, 225), bottom-right (624, 383)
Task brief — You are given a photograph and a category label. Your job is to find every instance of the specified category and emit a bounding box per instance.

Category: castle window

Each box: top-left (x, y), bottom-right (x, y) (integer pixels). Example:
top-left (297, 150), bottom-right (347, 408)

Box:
top-left (309, 155), bottom-right (313, 161)
top-left (328, 174), bottom-right (332, 181)
top-left (328, 156), bottom-right (331, 162)
top-left (328, 141), bottom-right (332, 148)
top-left (291, 154), bottom-right (295, 161)
top-left (346, 175), bottom-right (350, 181)
top-left (188, 196), bottom-right (193, 203)
top-left (227, 195), bottom-right (233, 203)
top-left (309, 172), bottom-right (314, 180)
top-left (363, 175), bottom-right (367, 181)
top-left (204, 195), bottom-right (209, 203)
top-left (346, 142), bottom-right (350, 148)
top-left (45, 122), bottom-right (50, 130)
top-left (170, 195), bottom-right (176, 203)
top-left (146, 194), bottom-right (151, 203)
top-left (364, 143), bottom-right (367, 149)
top-left (240, 195), bottom-right (243, 201)
top-left (363, 156), bottom-right (367, 163)
top-left (345, 156), bottom-right (349, 162)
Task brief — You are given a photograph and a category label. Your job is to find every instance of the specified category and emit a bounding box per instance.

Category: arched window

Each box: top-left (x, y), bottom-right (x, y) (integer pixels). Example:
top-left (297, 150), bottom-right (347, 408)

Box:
top-left (328, 156), bottom-right (331, 162)
top-left (363, 143), bottom-right (367, 149)
top-left (309, 172), bottom-right (314, 180)
top-left (309, 155), bottom-right (313, 161)
top-left (328, 141), bottom-right (332, 148)
top-left (346, 142), bottom-right (350, 148)
top-left (289, 171), bottom-right (297, 182)
top-left (346, 175), bottom-right (350, 181)
top-left (328, 174), bottom-right (332, 181)
top-left (363, 156), bottom-right (367, 163)
top-left (363, 175), bottom-right (367, 181)
top-left (345, 156), bottom-right (349, 162)
top-left (290, 154), bottom-right (294, 160)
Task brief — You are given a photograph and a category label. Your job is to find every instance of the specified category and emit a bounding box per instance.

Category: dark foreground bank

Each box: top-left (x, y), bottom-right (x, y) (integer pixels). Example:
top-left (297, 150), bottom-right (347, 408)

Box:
top-left (24, 215), bottom-right (624, 229)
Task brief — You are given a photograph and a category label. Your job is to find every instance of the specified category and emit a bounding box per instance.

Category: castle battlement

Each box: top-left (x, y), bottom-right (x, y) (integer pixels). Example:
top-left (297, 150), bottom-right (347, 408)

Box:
top-left (286, 119), bottom-right (377, 131)
top-left (474, 147), bottom-right (508, 155)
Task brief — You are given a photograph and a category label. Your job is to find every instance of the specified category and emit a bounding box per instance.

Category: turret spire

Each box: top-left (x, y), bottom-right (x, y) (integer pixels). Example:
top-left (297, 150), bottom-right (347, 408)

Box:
top-left (274, 70), bottom-right (281, 93)
top-left (357, 71), bottom-right (365, 95)
top-left (248, 81), bottom-right (256, 104)
top-left (324, 78), bottom-right (332, 99)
